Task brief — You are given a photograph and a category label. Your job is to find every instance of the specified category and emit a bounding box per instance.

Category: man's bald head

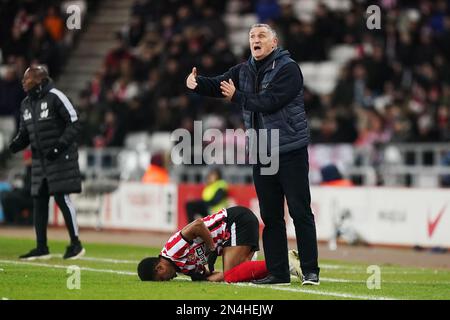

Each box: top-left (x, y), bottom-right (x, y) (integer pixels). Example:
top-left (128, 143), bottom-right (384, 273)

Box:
top-left (26, 65), bottom-right (49, 81)
top-left (22, 65), bottom-right (49, 93)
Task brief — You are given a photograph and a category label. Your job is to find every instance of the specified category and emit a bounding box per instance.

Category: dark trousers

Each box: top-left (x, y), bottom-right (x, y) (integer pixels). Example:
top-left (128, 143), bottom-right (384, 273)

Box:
top-left (253, 147), bottom-right (319, 280)
top-left (34, 180), bottom-right (79, 249)
top-left (186, 200), bottom-right (209, 223)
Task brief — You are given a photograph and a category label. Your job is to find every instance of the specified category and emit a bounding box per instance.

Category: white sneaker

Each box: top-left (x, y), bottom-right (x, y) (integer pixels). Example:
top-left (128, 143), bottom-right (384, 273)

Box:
top-left (288, 249), bottom-right (302, 278)
top-left (251, 251), bottom-right (258, 261)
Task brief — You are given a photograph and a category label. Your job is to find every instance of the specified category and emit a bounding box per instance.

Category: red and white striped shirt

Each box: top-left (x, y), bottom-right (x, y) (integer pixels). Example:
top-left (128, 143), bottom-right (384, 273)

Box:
top-left (160, 208), bottom-right (230, 275)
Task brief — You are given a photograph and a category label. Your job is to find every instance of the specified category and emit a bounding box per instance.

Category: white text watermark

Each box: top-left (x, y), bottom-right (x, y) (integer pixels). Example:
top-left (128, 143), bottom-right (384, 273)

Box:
top-left (171, 121), bottom-right (280, 175)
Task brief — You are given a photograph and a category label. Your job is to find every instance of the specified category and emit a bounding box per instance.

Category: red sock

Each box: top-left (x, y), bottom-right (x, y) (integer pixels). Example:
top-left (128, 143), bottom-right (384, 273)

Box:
top-left (224, 261), bottom-right (268, 283)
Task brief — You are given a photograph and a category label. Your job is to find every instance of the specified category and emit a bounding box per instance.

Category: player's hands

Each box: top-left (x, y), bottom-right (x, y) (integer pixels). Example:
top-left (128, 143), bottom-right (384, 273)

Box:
top-left (190, 270), bottom-right (208, 281)
top-left (186, 67), bottom-right (198, 90)
top-left (204, 243), bottom-right (216, 256)
top-left (207, 249), bottom-right (218, 273)
top-left (220, 79), bottom-right (236, 100)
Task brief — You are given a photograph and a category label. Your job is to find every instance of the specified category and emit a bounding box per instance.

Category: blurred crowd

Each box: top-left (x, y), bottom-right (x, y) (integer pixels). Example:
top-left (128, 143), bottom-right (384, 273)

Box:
top-left (0, 0), bottom-right (93, 151)
top-left (0, 0), bottom-right (95, 77)
top-left (77, 0), bottom-right (241, 148)
top-left (1, 0), bottom-right (450, 150)
top-left (79, 0), bottom-right (450, 148)
top-left (283, 0), bottom-right (450, 146)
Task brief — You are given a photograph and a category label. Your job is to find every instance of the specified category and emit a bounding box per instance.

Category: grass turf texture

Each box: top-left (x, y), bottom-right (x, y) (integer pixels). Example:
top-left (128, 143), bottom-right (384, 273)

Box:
top-left (0, 236), bottom-right (449, 300)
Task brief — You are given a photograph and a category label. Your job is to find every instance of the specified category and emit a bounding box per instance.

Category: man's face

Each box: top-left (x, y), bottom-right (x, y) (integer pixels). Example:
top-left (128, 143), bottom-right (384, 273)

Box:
top-left (155, 259), bottom-right (177, 281)
top-left (22, 68), bottom-right (39, 92)
top-left (249, 27), bottom-right (277, 61)
top-left (206, 171), bottom-right (218, 185)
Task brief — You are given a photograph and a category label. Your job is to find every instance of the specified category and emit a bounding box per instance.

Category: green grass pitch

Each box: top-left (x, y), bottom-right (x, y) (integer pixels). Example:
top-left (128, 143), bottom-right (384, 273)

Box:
top-left (0, 236), bottom-right (449, 300)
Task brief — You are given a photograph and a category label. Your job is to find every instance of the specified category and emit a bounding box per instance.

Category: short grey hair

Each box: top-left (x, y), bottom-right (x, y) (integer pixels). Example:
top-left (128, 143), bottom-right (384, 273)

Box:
top-left (249, 23), bottom-right (278, 38)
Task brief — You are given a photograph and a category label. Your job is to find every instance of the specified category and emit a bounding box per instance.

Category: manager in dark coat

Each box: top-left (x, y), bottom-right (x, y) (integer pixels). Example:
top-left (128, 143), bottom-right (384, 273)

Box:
top-left (186, 24), bottom-right (320, 285)
top-left (9, 65), bottom-right (85, 260)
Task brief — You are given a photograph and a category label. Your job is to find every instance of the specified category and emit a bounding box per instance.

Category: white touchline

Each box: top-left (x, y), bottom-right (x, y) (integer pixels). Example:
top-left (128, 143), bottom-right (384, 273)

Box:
top-left (320, 264), bottom-right (438, 275)
top-left (320, 264), bottom-right (365, 270)
top-left (52, 254), bottom-right (139, 264)
top-left (28, 256), bottom-right (439, 275)
top-left (232, 283), bottom-right (397, 300)
top-left (320, 264), bottom-right (352, 269)
top-left (0, 259), bottom-right (399, 300)
top-left (2, 255), bottom-right (435, 277)
top-left (0, 260), bottom-right (136, 276)
top-left (312, 277), bottom-right (361, 283)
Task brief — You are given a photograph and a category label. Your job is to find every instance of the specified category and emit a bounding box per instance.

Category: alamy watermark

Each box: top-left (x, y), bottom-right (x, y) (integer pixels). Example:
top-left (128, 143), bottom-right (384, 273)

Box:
top-left (366, 5), bottom-right (381, 30)
top-left (171, 121), bottom-right (280, 175)
top-left (66, 265), bottom-right (81, 290)
top-left (66, 5), bottom-right (82, 30)
top-left (366, 265), bottom-right (381, 290)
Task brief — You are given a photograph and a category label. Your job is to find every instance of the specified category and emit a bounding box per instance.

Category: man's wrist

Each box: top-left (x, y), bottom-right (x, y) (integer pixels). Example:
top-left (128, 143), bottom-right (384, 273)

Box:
top-left (231, 90), bottom-right (244, 104)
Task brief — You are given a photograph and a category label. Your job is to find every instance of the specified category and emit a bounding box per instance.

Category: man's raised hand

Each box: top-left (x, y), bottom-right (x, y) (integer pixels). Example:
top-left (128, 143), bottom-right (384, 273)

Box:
top-left (220, 79), bottom-right (236, 100)
top-left (186, 67), bottom-right (198, 90)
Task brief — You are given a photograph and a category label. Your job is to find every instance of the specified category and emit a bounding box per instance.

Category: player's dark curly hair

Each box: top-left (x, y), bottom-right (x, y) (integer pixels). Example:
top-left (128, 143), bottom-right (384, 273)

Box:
top-left (137, 257), bottom-right (160, 281)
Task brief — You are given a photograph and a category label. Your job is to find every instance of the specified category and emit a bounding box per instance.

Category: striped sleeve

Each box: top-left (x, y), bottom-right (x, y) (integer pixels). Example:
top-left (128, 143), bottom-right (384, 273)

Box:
top-left (202, 208), bottom-right (228, 246)
top-left (162, 231), bottom-right (190, 259)
top-left (50, 88), bottom-right (78, 122)
top-left (203, 208), bottom-right (227, 227)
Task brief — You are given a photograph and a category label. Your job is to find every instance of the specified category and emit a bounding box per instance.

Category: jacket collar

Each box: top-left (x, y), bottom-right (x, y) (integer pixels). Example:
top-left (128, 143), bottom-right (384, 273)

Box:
top-left (28, 79), bottom-right (54, 100)
top-left (248, 47), bottom-right (290, 73)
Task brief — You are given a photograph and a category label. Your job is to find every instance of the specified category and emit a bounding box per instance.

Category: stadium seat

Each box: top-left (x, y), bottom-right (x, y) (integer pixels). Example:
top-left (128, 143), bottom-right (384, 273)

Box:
top-left (319, 61), bottom-right (340, 78)
top-left (78, 148), bottom-right (87, 173)
top-left (299, 62), bottom-right (318, 92)
top-left (124, 132), bottom-right (150, 151)
top-left (314, 80), bottom-right (336, 95)
top-left (242, 14), bottom-right (258, 28)
top-left (149, 132), bottom-right (173, 154)
top-left (384, 146), bottom-right (403, 165)
top-left (316, 62), bottom-right (340, 94)
top-left (0, 132), bottom-right (4, 153)
top-left (224, 14), bottom-right (241, 31)
top-left (294, 0), bottom-right (316, 22)
top-left (229, 30), bottom-right (250, 53)
top-left (322, 0), bottom-right (352, 11)
top-left (299, 62), bottom-right (340, 95)
top-left (329, 44), bottom-right (357, 65)
top-left (226, 0), bottom-right (242, 14)
top-left (117, 150), bottom-right (140, 180)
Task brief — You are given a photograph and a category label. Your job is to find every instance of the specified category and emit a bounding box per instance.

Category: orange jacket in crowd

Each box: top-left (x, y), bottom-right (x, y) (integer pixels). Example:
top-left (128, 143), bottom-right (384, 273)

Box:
top-left (44, 16), bottom-right (64, 41)
top-left (321, 179), bottom-right (354, 187)
top-left (141, 165), bottom-right (170, 184)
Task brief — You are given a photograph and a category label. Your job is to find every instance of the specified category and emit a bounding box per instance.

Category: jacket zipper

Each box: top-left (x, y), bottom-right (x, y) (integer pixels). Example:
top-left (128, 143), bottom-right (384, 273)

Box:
top-left (254, 67), bottom-right (273, 154)
top-left (249, 67), bottom-right (258, 130)
top-left (31, 99), bottom-right (48, 176)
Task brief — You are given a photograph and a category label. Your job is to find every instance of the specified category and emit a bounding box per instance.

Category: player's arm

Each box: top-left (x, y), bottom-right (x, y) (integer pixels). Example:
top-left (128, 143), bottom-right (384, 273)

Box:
top-left (180, 219), bottom-right (215, 252)
top-left (9, 113), bottom-right (30, 153)
top-left (206, 271), bottom-right (224, 282)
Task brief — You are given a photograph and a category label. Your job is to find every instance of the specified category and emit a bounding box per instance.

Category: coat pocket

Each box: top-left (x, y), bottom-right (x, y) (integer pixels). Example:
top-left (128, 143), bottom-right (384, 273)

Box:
top-left (280, 108), bottom-right (297, 134)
